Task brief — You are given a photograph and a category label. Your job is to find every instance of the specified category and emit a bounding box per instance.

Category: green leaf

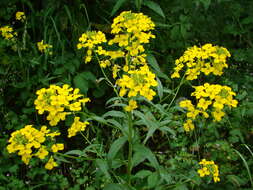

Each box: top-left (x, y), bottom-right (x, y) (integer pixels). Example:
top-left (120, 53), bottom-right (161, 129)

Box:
top-left (110, 0), bottom-right (127, 17)
top-left (90, 115), bottom-right (108, 124)
top-left (103, 110), bottom-right (126, 118)
top-left (54, 155), bottom-right (71, 163)
top-left (107, 119), bottom-right (125, 131)
top-left (173, 184), bottom-right (188, 190)
top-left (73, 74), bottom-right (89, 94)
top-left (65, 150), bottom-right (84, 156)
top-left (107, 136), bottom-right (127, 161)
top-left (156, 77), bottom-right (163, 100)
top-left (134, 170), bottom-right (152, 179)
top-left (96, 159), bottom-right (111, 179)
top-left (148, 172), bottom-right (159, 188)
top-left (133, 144), bottom-right (160, 170)
top-left (143, 0), bottom-right (165, 18)
top-left (147, 54), bottom-right (169, 80)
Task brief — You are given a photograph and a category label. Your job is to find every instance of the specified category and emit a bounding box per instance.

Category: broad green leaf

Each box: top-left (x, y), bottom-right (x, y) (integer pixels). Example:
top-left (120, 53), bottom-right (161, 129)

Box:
top-left (133, 144), bottom-right (160, 170)
top-left (65, 150), bottom-right (84, 156)
top-left (148, 172), bottom-right (159, 188)
top-left (90, 115), bottom-right (108, 124)
top-left (107, 119), bottom-right (127, 134)
top-left (73, 74), bottom-right (89, 94)
top-left (147, 54), bottom-right (169, 80)
top-left (143, 0), bottom-right (165, 18)
top-left (159, 168), bottom-right (173, 184)
top-left (156, 77), bottom-right (163, 100)
top-left (134, 170), bottom-right (152, 179)
top-left (107, 136), bottom-right (127, 161)
top-left (103, 110), bottom-right (126, 118)
top-left (173, 184), bottom-right (188, 190)
top-left (96, 159), bottom-right (111, 179)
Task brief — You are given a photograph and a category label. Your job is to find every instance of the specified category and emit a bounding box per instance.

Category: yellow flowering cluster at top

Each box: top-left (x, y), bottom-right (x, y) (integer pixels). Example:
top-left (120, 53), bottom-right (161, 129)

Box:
top-left (171, 44), bottom-right (231, 80)
top-left (6, 125), bottom-right (63, 170)
top-left (16, 11), bottom-right (26, 22)
top-left (77, 31), bottom-right (107, 63)
top-left (37, 40), bottom-right (53, 55)
top-left (179, 83), bottom-right (238, 132)
top-left (109, 11), bottom-right (155, 64)
top-left (77, 11), bottom-right (155, 69)
top-left (34, 84), bottom-right (90, 126)
top-left (198, 159), bottom-right (220, 183)
top-left (0, 26), bottom-right (17, 40)
top-left (76, 12), bottom-right (157, 111)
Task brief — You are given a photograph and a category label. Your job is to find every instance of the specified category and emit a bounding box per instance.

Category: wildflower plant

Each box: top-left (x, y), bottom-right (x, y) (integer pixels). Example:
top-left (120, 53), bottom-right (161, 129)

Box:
top-left (4, 9), bottom-right (246, 190)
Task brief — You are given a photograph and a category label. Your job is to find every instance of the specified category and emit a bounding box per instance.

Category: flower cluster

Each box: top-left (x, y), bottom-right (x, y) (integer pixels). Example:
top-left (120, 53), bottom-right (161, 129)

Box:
top-left (0, 26), bottom-right (17, 40)
top-left (109, 11), bottom-right (155, 67)
top-left (68, 117), bottom-right (90, 138)
top-left (16, 11), bottom-right (26, 22)
top-left (198, 159), bottom-right (220, 183)
top-left (191, 83), bottom-right (238, 121)
top-left (37, 40), bottom-right (53, 54)
top-left (116, 64), bottom-right (157, 99)
top-left (34, 84), bottom-right (90, 126)
top-left (77, 31), bottom-right (107, 63)
top-left (171, 44), bottom-right (231, 80)
top-left (76, 12), bottom-right (157, 111)
top-left (7, 125), bottom-right (63, 170)
top-left (179, 83), bottom-right (238, 131)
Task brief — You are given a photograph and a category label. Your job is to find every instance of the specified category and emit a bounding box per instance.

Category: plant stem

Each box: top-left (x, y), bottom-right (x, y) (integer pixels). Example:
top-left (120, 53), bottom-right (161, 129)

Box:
top-left (94, 52), bottom-right (121, 98)
top-left (127, 112), bottom-right (133, 185)
top-left (55, 152), bottom-right (79, 159)
top-left (166, 73), bottom-right (186, 110)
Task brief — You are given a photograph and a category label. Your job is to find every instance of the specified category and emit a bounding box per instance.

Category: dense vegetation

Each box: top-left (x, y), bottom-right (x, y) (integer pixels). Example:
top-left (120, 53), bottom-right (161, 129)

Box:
top-left (0, 0), bottom-right (253, 189)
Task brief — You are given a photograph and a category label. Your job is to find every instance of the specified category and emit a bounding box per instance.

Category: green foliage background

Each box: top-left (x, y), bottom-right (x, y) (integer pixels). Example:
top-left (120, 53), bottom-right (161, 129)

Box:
top-left (0, 0), bottom-right (253, 189)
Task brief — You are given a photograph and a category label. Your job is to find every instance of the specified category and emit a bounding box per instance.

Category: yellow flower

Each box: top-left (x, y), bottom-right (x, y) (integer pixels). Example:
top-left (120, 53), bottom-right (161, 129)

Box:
top-left (171, 44), bottom-right (231, 80)
top-left (198, 159), bottom-right (220, 183)
top-left (34, 84), bottom-right (90, 126)
top-left (116, 64), bottom-right (157, 101)
top-left (16, 11), bottom-right (26, 22)
top-left (68, 117), bottom-right (89, 138)
top-left (0, 26), bottom-right (17, 40)
top-left (37, 40), bottom-right (52, 54)
top-left (183, 119), bottom-right (195, 132)
top-left (51, 144), bottom-right (64, 153)
top-left (35, 146), bottom-right (49, 159)
top-left (6, 125), bottom-right (60, 165)
top-left (125, 99), bottom-right (138, 112)
top-left (45, 156), bottom-right (58, 170)
top-left (77, 31), bottom-right (107, 63)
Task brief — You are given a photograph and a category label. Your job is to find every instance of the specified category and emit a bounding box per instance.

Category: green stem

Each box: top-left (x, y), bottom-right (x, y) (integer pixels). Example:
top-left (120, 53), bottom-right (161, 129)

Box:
top-left (127, 112), bottom-right (133, 185)
top-left (94, 52), bottom-right (121, 98)
top-left (80, 131), bottom-right (92, 145)
top-left (55, 152), bottom-right (79, 159)
top-left (166, 73), bottom-right (186, 110)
